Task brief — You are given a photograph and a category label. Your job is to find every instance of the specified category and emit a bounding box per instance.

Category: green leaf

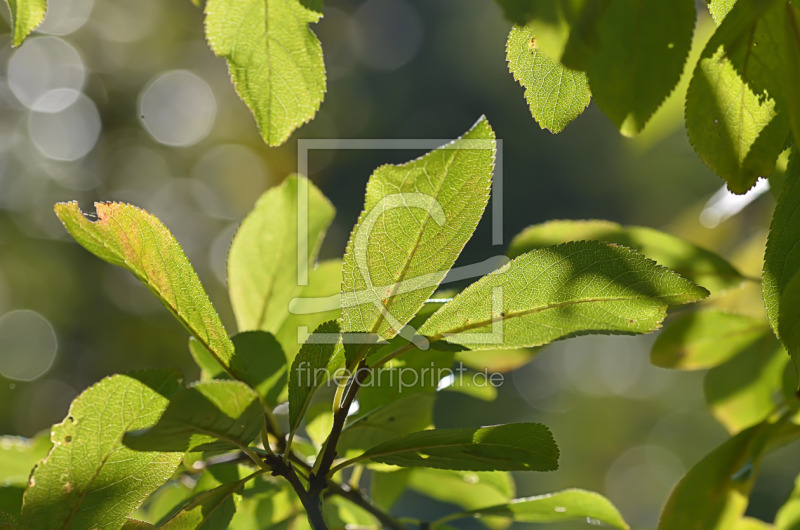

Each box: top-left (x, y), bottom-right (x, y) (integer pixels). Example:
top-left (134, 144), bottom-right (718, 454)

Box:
top-left (733, 517), bottom-right (774, 530)
top-left (158, 466), bottom-right (260, 529)
top-left (775, 472), bottom-right (800, 530)
top-left (370, 470), bottom-right (410, 511)
top-left (658, 418), bottom-right (784, 530)
top-left (454, 348), bottom-right (538, 373)
top-left (0, 432), bottom-right (50, 486)
top-left (586, 0), bottom-right (695, 136)
top-left (288, 320), bottom-right (342, 434)
top-left (124, 380), bottom-right (263, 452)
top-left (449, 489), bottom-right (628, 529)
top-left (337, 423), bottom-right (559, 472)
top-left (4, 0), bottom-right (47, 47)
top-left (764, 150), bottom-right (800, 376)
top-left (228, 175), bottom-right (335, 343)
top-left (497, 0), bottom-right (608, 70)
top-left (776, 3), bottom-right (800, 148)
top-left (122, 519), bottom-right (155, 529)
top-left (651, 311), bottom-right (770, 370)
top-left (54, 201), bottom-right (236, 375)
top-left (508, 219), bottom-right (745, 294)
top-left (277, 259), bottom-right (342, 359)
top-left (708, 0), bottom-right (737, 24)
top-left (189, 332), bottom-right (289, 408)
top-left (338, 393), bottom-right (436, 453)
top-left (685, 0), bottom-right (790, 193)
top-left (440, 371), bottom-right (499, 401)
top-left (340, 117), bottom-right (495, 357)
top-left (20, 371), bottom-right (183, 530)
top-left (506, 24), bottom-right (591, 133)
top-left (419, 241), bottom-right (708, 351)
top-left (204, 0), bottom-right (325, 146)
top-left (407, 469), bottom-right (514, 512)
top-left (705, 338), bottom-right (787, 433)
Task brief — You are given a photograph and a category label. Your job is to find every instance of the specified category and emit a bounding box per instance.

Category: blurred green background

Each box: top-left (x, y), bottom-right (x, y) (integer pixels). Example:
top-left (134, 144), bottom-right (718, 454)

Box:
top-left (0, 0), bottom-right (792, 528)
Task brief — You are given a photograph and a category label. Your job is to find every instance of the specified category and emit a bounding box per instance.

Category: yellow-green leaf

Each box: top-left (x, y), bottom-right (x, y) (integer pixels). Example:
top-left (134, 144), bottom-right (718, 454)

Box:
top-left (55, 201), bottom-right (236, 375)
top-left (204, 0), bottom-right (326, 146)
top-left (4, 0), bottom-right (46, 47)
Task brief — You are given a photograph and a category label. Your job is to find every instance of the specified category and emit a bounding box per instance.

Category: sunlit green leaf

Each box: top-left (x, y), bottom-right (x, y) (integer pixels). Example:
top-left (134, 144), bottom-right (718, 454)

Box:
top-left (685, 0), bottom-right (790, 193)
top-left (764, 150), bottom-right (800, 377)
top-left (55, 201), bottom-right (236, 375)
top-left (204, 0), bottom-right (326, 146)
top-left (4, 0), bottom-right (46, 47)
top-left (228, 175), bottom-right (334, 338)
top-left (370, 469), bottom-right (410, 511)
top-left (775, 472), bottom-right (800, 530)
top-left (339, 423), bottom-right (558, 472)
top-left (658, 419), bottom-right (784, 530)
top-left (288, 320), bottom-right (342, 435)
top-left (338, 393), bottom-right (435, 453)
top-left (708, 0), bottom-right (736, 24)
top-left (158, 464), bottom-right (260, 529)
top-left (408, 469), bottom-right (514, 512)
top-left (586, 0), bottom-right (695, 136)
top-left (124, 380), bottom-right (263, 452)
top-left (508, 219), bottom-right (745, 293)
top-left (440, 371), bottom-right (499, 402)
top-left (20, 371), bottom-right (183, 530)
top-left (454, 348), bottom-right (538, 373)
top-left (705, 338), bottom-right (787, 433)
top-left (277, 259), bottom-right (342, 359)
top-left (0, 432), bottom-right (50, 487)
top-left (420, 241), bottom-right (708, 351)
top-left (447, 489), bottom-right (628, 529)
top-left (651, 311), bottom-right (770, 370)
top-left (340, 117), bottom-right (495, 360)
top-left (506, 24), bottom-right (591, 133)
top-left (121, 519), bottom-right (155, 529)
top-left (733, 517), bottom-right (774, 530)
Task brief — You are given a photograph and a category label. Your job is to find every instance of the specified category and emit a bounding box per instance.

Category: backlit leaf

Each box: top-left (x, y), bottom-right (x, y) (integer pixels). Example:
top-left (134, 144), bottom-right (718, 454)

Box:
top-left (651, 311), bottom-right (770, 370)
top-left (775, 473), bottom-right (800, 530)
top-left (685, 0), bottom-right (790, 193)
top-left (340, 117), bottom-right (495, 360)
top-left (705, 338), bottom-right (787, 433)
top-left (288, 320), bottom-right (342, 434)
top-left (764, 150), bottom-right (800, 377)
top-left (0, 432), bottom-right (50, 487)
top-left (586, 0), bottom-right (695, 136)
top-left (204, 0), bottom-right (326, 146)
top-left (228, 175), bottom-right (335, 340)
top-left (20, 371), bottom-right (183, 530)
top-left (658, 419), bottom-right (784, 530)
top-left (419, 241), bottom-right (708, 351)
top-left (452, 489), bottom-right (628, 529)
top-left (4, 0), bottom-right (46, 47)
top-left (124, 380), bottom-right (263, 452)
top-left (506, 24), bottom-right (591, 133)
top-left (55, 201), bottom-right (236, 375)
top-left (338, 423), bottom-right (558, 472)
top-left (407, 468), bottom-right (514, 512)
top-left (508, 219), bottom-right (745, 294)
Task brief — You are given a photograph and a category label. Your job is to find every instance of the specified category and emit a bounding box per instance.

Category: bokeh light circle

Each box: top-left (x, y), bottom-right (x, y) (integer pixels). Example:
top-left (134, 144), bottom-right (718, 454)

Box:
top-left (7, 37), bottom-right (85, 112)
top-left (0, 310), bottom-right (58, 381)
top-left (351, 0), bottom-right (423, 71)
top-left (28, 92), bottom-right (102, 161)
top-left (38, 0), bottom-right (95, 36)
top-left (138, 70), bottom-right (216, 147)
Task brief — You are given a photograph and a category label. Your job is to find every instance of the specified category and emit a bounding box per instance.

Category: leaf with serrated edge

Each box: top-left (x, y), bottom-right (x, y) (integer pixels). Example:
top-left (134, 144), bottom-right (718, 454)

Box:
top-left (764, 150), bottom-right (800, 377)
top-left (204, 0), bottom-right (325, 146)
top-left (651, 311), bottom-right (770, 370)
top-left (658, 418), bottom-right (785, 530)
top-left (452, 489), bottom-right (628, 529)
top-left (586, 0), bottom-right (695, 136)
top-left (288, 320), bottom-right (341, 434)
top-left (508, 219), bottom-right (745, 294)
top-left (419, 241), bottom-right (708, 351)
top-left (20, 371), bottom-right (183, 530)
top-left (5, 0), bottom-right (47, 47)
top-left (340, 116), bottom-right (495, 359)
top-left (506, 24), bottom-right (591, 133)
top-left (685, 0), bottom-right (790, 193)
top-left (708, 0), bottom-right (736, 24)
top-left (228, 175), bottom-right (334, 341)
top-left (335, 423), bottom-right (558, 473)
top-left (124, 380), bottom-right (263, 453)
top-left (54, 201), bottom-right (236, 375)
